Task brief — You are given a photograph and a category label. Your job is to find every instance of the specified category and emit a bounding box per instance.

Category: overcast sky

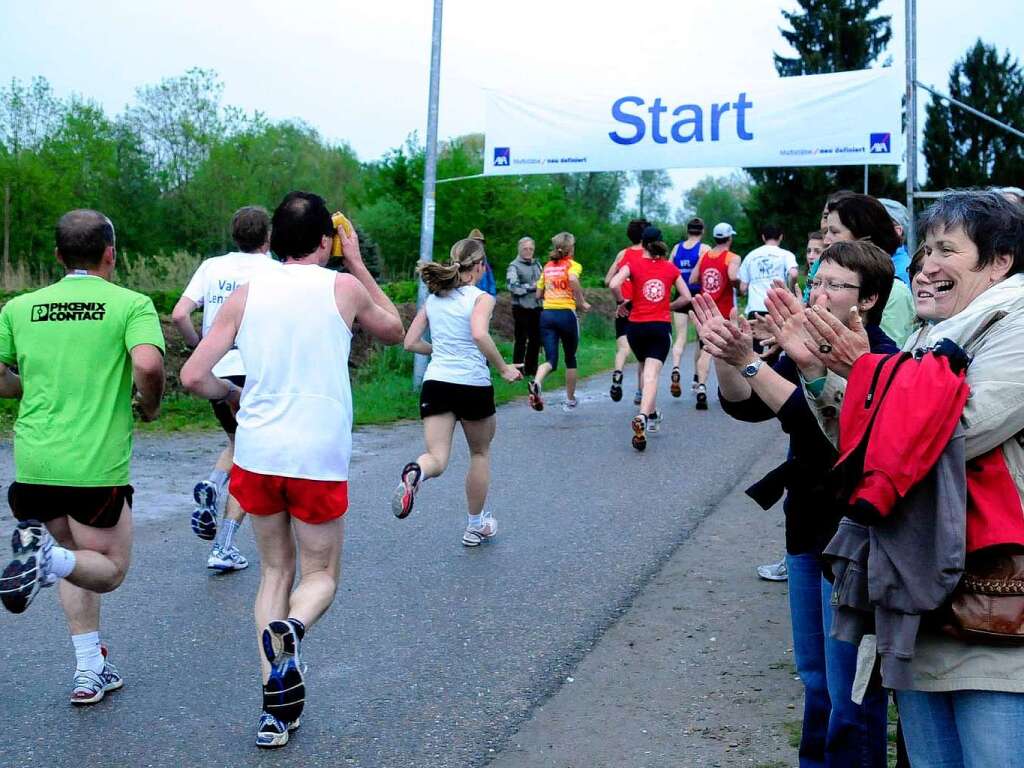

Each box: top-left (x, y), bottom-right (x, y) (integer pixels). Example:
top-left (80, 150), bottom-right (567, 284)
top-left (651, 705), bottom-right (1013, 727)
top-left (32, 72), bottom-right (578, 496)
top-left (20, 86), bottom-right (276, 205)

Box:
top-left (3, 0), bottom-right (1020, 205)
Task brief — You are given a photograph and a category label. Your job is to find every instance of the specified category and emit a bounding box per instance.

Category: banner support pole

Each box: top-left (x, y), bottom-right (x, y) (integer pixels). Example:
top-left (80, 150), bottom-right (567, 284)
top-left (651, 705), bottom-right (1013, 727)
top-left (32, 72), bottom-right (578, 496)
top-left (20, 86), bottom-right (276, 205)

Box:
top-left (413, 0), bottom-right (444, 390)
top-left (905, 0), bottom-right (918, 256)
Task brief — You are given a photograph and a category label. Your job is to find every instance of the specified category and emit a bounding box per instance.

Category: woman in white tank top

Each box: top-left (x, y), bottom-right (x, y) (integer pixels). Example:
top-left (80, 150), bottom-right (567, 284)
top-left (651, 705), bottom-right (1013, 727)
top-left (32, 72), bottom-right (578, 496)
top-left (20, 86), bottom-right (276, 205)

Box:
top-left (390, 238), bottom-right (522, 547)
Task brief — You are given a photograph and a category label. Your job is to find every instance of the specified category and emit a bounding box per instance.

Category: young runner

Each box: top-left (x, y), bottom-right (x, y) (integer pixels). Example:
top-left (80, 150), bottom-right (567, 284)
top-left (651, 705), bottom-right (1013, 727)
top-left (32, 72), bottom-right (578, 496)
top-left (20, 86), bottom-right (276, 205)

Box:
top-left (181, 191), bottom-right (403, 748)
top-left (603, 219), bottom-right (648, 404)
top-left (392, 239), bottom-right (522, 545)
top-left (171, 205), bottom-right (274, 572)
top-left (0, 210), bottom-right (165, 706)
top-left (667, 217), bottom-right (709, 397)
top-left (528, 232), bottom-right (590, 411)
top-left (609, 226), bottom-right (692, 451)
top-left (689, 223), bottom-right (741, 411)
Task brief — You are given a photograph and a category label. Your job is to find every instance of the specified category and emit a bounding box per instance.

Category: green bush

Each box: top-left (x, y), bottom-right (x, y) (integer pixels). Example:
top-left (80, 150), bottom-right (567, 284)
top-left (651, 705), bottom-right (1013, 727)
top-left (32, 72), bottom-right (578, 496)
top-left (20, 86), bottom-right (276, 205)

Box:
top-left (382, 280), bottom-right (419, 304)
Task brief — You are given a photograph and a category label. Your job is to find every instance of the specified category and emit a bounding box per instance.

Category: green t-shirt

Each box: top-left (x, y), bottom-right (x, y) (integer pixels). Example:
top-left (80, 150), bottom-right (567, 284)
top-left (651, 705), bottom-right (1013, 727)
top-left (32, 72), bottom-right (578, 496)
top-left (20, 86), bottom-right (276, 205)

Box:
top-left (0, 275), bottom-right (165, 486)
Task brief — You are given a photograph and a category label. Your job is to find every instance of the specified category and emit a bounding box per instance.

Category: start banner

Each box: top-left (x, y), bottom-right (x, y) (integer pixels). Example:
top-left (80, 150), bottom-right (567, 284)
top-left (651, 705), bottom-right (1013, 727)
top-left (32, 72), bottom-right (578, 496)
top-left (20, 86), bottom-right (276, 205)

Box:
top-left (483, 68), bottom-right (902, 175)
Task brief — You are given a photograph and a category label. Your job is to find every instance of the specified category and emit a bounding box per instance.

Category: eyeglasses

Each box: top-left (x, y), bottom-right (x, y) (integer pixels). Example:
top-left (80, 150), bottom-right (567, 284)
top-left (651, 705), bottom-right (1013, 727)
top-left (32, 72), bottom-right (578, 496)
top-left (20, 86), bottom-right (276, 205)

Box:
top-left (809, 278), bottom-right (860, 292)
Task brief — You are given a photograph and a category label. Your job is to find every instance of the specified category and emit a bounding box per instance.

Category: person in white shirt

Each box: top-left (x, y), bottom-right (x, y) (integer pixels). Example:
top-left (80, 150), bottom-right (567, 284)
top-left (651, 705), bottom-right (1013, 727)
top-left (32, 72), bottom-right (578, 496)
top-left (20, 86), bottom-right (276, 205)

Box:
top-left (181, 191), bottom-right (403, 747)
top-left (172, 206), bottom-right (275, 572)
top-left (393, 238), bottom-right (522, 546)
top-left (739, 224), bottom-right (800, 319)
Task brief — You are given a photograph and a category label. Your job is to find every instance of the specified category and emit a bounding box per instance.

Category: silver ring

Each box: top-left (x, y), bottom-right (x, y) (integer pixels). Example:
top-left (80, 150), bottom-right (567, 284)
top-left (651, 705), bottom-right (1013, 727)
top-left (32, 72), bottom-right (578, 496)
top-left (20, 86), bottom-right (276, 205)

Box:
top-left (819, 343), bottom-right (833, 354)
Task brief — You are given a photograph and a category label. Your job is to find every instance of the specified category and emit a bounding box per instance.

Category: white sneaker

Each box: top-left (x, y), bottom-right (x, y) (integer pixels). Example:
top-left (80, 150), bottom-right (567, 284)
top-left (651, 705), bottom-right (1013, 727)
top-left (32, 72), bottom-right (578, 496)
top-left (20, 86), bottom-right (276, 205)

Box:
top-left (462, 517), bottom-right (498, 547)
top-left (646, 410), bottom-right (662, 434)
top-left (757, 559), bottom-right (788, 581)
top-left (208, 545), bottom-right (249, 572)
top-left (562, 397), bottom-right (578, 411)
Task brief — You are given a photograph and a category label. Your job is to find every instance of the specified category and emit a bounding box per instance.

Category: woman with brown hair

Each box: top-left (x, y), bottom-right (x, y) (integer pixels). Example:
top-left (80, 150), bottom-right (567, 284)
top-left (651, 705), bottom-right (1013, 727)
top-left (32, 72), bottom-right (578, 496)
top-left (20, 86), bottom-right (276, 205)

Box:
top-left (392, 238), bottom-right (522, 546)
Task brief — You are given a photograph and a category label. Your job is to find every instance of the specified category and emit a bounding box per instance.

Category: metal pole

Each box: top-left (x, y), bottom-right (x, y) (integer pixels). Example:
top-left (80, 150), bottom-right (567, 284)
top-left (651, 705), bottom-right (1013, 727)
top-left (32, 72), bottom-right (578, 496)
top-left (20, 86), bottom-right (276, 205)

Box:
top-left (916, 81), bottom-right (1024, 140)
top-left (413, 0), bottom-right (444, 389)
top-left (905, 0), bottom-right (917, 256)
top-left (863, 165), bottom-right (869, 194)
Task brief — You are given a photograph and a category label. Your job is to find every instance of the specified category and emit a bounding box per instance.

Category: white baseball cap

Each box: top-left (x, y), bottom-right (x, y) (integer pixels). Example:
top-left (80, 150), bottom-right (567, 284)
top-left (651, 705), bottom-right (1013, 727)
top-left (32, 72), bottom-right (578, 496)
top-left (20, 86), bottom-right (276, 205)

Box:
top-left (712, 222), bottom-right (736, 238)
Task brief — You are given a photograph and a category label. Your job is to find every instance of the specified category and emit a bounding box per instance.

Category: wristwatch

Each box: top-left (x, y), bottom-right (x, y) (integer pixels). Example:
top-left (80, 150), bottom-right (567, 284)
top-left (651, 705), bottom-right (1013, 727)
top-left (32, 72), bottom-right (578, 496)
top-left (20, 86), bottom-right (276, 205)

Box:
top-left (741, 359), bottom-right (764, 378)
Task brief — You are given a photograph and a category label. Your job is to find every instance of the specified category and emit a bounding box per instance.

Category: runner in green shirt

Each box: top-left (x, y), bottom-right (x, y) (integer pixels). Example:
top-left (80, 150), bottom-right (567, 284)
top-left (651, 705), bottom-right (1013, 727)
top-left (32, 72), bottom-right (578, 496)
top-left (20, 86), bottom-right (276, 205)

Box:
top-left (0, 209), bottom-right (165, 707)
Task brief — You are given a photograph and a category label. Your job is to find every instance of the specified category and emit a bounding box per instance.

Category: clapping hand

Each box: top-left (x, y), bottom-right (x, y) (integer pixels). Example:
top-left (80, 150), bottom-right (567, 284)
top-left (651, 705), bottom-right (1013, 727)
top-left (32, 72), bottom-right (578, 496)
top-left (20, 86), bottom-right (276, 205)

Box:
top-left (691, 295), bottom-right (756, 368)
top-left (803, 302), bottom-right (870, 379)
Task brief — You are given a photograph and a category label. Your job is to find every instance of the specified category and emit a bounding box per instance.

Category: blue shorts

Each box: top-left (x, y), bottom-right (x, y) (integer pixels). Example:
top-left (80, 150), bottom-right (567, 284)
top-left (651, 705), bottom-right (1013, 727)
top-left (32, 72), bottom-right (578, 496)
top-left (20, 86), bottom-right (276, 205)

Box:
top-left (540, 309), bottom-right (579, 370)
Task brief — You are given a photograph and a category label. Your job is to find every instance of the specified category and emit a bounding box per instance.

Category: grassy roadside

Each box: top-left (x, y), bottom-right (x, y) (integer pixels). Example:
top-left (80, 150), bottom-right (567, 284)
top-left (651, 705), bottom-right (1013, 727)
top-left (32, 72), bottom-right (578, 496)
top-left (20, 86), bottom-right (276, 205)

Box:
top-left (0, 313), bottom-right (620, 434)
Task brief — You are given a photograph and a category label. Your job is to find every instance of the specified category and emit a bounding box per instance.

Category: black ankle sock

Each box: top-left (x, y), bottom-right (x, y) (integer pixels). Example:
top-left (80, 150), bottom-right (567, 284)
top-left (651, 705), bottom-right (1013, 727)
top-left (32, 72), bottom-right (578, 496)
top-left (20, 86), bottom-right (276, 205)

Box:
top-left (692, 373), bottom-right (698, 382)
top-left (287, 618), bottom-right (306, 641)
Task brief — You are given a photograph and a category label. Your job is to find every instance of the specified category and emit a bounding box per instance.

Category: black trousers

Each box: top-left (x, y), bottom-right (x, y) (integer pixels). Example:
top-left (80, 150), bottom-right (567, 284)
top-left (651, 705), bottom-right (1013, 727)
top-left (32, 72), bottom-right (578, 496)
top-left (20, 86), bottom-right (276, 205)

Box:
top-left (512, 305), bottom-right (542, 375)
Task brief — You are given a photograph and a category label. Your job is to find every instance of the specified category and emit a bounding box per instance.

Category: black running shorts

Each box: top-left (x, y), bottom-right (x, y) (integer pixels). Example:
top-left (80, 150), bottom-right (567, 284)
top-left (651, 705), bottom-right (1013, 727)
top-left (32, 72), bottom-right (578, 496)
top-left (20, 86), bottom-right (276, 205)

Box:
top-left (419, 380), bottom-right (496, 421)
top-left (615, 315), bottom-right (630, 339)
top-left (8, 483), bottom-right (133, 529)
top-left (211, 375), bottom-right (246, 434)
top-left (626, 321), bottom-right (672, 363)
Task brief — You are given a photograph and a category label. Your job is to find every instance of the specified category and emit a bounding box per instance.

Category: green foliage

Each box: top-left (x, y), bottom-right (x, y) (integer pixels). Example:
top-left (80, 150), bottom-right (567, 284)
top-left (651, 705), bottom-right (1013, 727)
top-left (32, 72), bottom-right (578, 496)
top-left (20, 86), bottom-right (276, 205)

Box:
top-left (682, 174), bottom-right (756, 255)
top-left (744, 0), bottom-right (900, 263)
top-left (630, 170), bottom-right (672, 220)
top-left (924, 40), bottom-right (1024, 190)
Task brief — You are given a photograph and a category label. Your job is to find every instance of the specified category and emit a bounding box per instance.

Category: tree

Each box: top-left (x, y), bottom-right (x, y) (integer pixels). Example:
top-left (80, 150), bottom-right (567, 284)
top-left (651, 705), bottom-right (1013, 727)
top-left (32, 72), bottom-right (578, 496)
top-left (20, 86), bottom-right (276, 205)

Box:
top-left (923, 40), bottom-right (1024, 190)
top-left (630, 170), bottom-right (671, 220)
top-left (681, 174), bottom-right (755, 255)
top-left (744, 0), bottom-right (901, 259)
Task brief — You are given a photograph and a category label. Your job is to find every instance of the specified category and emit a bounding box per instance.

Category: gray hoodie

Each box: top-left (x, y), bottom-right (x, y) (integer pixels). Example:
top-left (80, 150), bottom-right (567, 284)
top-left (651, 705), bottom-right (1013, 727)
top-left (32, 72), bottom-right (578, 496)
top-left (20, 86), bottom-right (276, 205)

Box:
top-left (506, 256), bottom-right (542, 309)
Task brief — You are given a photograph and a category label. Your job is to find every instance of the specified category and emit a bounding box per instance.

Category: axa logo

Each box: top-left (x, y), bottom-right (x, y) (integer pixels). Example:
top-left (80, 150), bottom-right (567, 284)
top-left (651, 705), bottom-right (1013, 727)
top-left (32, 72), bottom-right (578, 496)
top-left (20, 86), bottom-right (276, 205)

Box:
top-left (869, 133), bottom-right (891, 153)
top-left (493, 147), bottom-right (510, 166)
top-left (31, 301), bottom-right (106, 322)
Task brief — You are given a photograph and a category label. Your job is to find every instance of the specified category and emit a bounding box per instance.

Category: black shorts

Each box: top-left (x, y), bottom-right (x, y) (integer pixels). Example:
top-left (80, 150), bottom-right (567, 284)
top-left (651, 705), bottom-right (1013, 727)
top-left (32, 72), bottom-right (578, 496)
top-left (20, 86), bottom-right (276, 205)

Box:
top-left (211, 375), bottom-right (246, 434)
top-left (8, 482), bottom-right (133, 529)
top-left (615, 315), bottom-right (629, 339)
top-left (626, 321), bottom-right (672, 363)
top-left (419, 380), bottom-right (496, 421)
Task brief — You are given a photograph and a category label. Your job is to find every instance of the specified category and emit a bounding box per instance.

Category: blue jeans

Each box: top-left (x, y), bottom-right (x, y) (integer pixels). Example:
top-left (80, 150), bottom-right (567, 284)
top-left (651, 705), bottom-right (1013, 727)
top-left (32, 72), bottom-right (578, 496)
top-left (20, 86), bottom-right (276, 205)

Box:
top-left (895, 689), bottom-right (1024, 767)
top-left (787, 553), bottom-right (888, 767)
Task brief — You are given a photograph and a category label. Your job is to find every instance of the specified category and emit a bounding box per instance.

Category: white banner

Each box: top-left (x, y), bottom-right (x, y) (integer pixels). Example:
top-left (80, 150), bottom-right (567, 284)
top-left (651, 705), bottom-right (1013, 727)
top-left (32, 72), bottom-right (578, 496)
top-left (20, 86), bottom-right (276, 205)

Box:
top-left (483, 68), bottom-right (902, 175)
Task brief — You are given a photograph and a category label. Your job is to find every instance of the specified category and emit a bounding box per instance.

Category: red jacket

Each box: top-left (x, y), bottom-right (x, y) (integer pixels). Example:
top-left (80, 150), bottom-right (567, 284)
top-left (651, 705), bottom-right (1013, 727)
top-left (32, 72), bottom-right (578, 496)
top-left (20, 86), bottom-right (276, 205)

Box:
top-left (833, 345), bottom-right (1024, 552)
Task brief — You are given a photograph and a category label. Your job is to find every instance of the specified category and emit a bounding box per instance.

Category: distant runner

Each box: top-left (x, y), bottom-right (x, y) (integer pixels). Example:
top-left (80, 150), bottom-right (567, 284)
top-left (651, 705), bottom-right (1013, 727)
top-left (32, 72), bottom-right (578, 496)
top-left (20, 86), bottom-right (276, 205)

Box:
top-left (528, 232), bottom-right (590, 412)
top-left (610, 226), bottom-right (692, 450)
top-left (604, 219), bottom-right (648, 405)
top-left (172, 206), bottom-right (275, 572)
top-left (0, 210), bottom-right (165, 707)
top-left (689, 223), bottom-right (741, 411)
top-left (392, 238), bottom-right (522, 545)
top-left (667, 217), bottom-right (709, 397)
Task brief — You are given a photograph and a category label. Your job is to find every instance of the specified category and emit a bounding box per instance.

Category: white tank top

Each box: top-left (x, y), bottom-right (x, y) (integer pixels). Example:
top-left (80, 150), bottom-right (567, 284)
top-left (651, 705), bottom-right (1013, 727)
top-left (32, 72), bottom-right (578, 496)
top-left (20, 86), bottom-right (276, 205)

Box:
top-left (233, 263), bottom-right (354, 481)
top-left (423, 285), bottom-right (491, 387)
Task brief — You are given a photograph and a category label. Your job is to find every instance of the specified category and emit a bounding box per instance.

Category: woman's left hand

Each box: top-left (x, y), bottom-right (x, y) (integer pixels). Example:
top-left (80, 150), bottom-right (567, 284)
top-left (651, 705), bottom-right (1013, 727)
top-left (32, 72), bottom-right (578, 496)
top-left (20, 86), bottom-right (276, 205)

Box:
top-left (802, 303), bottom-right (871, 379)
top-left (702, 308), bottom-right (757, 368)
top-left (501, 364), bottom-right (524, 383)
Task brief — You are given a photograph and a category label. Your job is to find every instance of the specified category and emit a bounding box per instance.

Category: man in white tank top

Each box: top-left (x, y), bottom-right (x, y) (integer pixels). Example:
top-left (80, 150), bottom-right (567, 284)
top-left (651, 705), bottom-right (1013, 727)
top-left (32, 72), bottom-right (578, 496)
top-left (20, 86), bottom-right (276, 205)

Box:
top-left (181, 191), bottom-right (404, 748)
top-left (172, 206), bottom-right (275, 573)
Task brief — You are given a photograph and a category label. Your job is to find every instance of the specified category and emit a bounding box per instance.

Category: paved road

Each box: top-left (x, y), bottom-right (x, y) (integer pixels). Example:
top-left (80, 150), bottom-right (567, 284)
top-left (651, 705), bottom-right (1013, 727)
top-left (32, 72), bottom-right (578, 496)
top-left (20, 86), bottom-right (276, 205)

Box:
top-left (0, 362), bottom-right (778, 768)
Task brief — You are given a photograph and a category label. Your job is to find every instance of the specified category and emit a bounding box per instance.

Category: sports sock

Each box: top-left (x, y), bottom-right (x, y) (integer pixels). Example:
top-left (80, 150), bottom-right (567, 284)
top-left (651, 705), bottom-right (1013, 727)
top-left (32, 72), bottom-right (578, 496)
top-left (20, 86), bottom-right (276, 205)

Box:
top-left (214, 518), bottom-right (240, 550)
top-left (209, 467), bottom-right (230, 496)
top-left (692, 373), bottom-right (698, 382)
top-left (468, 513), bottom-right (483, 528)
top-left (49, 546), bottom-right (77, 580)
top-left (72, 631), bottom-right (104, 675)
top-left (287, 617), bottom-right (306, 641)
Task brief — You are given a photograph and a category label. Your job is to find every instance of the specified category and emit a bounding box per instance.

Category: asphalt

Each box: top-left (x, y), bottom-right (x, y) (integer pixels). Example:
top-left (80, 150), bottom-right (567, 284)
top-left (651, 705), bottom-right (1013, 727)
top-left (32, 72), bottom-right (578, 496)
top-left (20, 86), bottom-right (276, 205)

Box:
top-left (0, 359), bottom-right (785, 768)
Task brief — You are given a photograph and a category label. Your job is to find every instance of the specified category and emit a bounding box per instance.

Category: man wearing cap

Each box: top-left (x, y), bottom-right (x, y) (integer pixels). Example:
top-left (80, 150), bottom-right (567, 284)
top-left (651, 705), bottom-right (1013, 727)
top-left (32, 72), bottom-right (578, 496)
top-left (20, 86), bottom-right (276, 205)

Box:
top-left (877, 198), bottom-right (911, 285)
top-left (689, 223), bottom-right (740, 410)
top-left (667, 217), bottom-right (709, 396)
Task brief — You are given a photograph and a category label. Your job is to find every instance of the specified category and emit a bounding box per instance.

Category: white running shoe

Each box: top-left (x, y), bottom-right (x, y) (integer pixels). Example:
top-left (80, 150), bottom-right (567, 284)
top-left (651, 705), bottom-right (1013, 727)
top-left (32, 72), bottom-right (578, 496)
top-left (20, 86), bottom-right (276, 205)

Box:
top-left (646, 410), bottom-right (662, 434)
top-left (757, 559), bottom-right (789, 582)
top-left (562, 397), bottom-right (578, 411)
top-left (208, 545), bottom-right (249, 572)
top-left (70, 648), bottom-right (123, 705)
top-left (462, 517), bottom-right (498, 547)
top-left (1, 521), bottom-right (55, 614)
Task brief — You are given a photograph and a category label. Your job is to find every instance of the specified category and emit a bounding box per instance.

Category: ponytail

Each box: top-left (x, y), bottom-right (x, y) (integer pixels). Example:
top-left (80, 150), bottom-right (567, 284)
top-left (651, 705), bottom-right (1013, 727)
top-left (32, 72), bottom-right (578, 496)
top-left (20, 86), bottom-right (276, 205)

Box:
top-left (417, 237), bottom-right (487, 295)
top-left (549, 231), bottom-right (575, 261)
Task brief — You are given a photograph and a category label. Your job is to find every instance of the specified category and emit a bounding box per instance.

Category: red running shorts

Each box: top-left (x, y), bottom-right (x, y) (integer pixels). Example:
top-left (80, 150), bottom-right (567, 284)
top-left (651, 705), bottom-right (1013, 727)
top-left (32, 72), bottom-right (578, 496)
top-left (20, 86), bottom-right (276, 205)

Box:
top-left (230, 466), bottom-right (349, 525)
